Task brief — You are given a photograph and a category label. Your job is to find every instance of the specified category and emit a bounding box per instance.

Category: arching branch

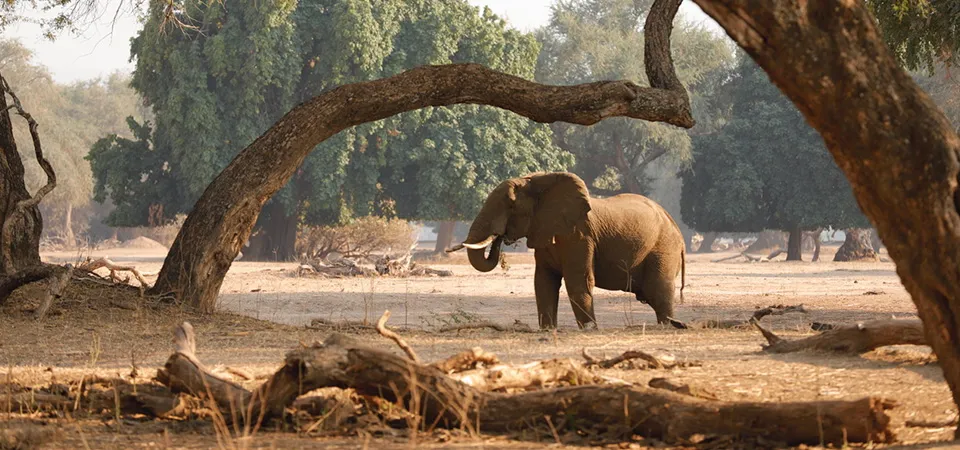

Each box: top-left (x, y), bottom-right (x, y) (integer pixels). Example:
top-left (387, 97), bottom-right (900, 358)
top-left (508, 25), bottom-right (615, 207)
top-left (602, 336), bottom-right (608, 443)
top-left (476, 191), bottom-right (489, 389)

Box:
top-left (151, 0), bottom-right (693, 311)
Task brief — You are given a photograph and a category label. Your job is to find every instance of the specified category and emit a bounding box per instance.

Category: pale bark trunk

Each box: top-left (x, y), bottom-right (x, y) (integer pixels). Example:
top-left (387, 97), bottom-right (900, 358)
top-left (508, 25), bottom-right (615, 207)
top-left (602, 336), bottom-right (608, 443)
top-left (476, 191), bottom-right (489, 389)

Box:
top-left (64, 203), bottom-right (74, 248)
top-left (150, 0), bottom-right (693, 312)
top-left (834, 228), bottom-right (879, 262)
top-left (434, 221), bottom-right (455, 253)
top-left (696, 231), bottom-right (717, 253)
top-left (693, 0), bottom-right (960, 436)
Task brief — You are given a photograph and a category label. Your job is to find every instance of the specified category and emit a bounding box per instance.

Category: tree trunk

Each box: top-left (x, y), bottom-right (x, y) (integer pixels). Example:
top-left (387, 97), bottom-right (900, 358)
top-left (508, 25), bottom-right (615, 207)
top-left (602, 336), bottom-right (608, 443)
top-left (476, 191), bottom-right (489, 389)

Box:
top-left (803, 228), bottom-right (822, 262)
top-left (786, 226), bottom-right (802, 261)
top-left (834, 228), bottom-right (879, 262)
top-left (150, 0), bottom-right (693, 313)
top-left (245, 202), bottom-right (298, 261)
top-left (0, 73), bottom-right (42, 275)
top-left (434, 221), bottom-right (455, 253)
top-left (692, 0), bottom-right (960, 437)
top-left (746, 230), bottom-right (786, 254)
top-left (696, 231), bottom-right (717, 253)
top-left (64, 202), bottom-right (74, 249)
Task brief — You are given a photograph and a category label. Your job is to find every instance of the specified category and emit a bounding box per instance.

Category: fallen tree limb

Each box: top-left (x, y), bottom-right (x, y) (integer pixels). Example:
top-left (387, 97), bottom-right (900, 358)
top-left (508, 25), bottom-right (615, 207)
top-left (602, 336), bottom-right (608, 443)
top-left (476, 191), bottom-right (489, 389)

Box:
top-left (581, 348), bottom-right (699, 370)
top-left (450, 358), bottom-right (602, 392)
top-left (79, 257), bottom-right (149, 289)
top-left (669, 304), bottom-right (808, 330)
top-left (647, 377), bottom-right (718, 400)
top-left (157, 322), bottom-right (896, 445)
top-left (375, 310), bottom-right (420, 363)
top-left (752, 318), bottom-right (927, 354)
top-left (437, 320), bottom-right (535, 334)
top-left (430, 347), bottom-right (499, 374)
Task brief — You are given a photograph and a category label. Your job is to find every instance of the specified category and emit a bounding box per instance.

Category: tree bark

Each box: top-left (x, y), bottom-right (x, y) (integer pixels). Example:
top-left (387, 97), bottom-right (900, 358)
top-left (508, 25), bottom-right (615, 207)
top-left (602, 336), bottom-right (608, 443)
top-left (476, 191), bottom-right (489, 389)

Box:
top-left (434, 221), bottom-right (455, 253)
top-left (150, 0), bottom-right (693, 312)
top-left (753, 318), bottom-right (927, 354)
top-left (786, 226), bottom-right (802, 261)
top-left (0, 72), bottom-right (42, 275)
top-left (834, 228), bottom-right (880, 262)
top-left (692, 0), bottom-right (960, 437)
top-left (159, 323), bottom-right (895, 446)
top-left (696, 231), bottom-right (717, 253)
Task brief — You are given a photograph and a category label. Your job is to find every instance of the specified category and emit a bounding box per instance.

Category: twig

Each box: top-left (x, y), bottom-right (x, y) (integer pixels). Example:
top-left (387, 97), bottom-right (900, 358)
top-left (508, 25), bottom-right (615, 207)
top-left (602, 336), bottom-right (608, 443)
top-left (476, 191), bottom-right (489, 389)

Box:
top-left (376, 310), bottom-right (420, 363)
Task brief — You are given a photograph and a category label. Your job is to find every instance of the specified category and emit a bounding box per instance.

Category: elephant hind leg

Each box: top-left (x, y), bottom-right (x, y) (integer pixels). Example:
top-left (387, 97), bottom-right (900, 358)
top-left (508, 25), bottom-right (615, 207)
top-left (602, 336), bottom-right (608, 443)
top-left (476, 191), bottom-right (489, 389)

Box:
top-left (639, 259), bottom-right (677, 324)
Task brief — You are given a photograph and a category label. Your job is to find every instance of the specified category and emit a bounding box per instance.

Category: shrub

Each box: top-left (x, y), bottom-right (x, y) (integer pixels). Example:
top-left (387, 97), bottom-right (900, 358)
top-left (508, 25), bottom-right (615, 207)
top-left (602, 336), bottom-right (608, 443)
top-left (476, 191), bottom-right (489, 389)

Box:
top-left (297, 217), bottom-right (417, 261)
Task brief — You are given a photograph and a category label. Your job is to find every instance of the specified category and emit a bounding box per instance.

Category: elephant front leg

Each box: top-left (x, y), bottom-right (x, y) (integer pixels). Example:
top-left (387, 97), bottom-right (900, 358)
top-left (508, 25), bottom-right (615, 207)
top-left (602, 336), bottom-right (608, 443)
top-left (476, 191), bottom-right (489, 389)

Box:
top-left (562, 242), bottom-right (598, 329)
top-left (534, 264), bottom-right (562, 329)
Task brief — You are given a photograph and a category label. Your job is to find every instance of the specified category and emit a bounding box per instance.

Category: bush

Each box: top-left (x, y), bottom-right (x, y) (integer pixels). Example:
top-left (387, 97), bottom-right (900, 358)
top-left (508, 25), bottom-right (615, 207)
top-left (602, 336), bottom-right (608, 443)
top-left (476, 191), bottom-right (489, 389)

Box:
top-left (297, 217), bottom-right (418, 261)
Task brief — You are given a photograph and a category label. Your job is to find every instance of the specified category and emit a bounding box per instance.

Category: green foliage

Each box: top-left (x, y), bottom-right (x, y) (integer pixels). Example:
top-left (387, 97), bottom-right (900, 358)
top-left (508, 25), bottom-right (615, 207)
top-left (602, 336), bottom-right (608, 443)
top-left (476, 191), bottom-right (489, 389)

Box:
top-left (534, 0), bottom-right (732, 195)
top-left (680, 53), bottom-right (871, 233)
top-left (1, 39), bottom-right (144, 237)
top-left (869, 0), bottom-right (960, 73)
top-left (92, 0), bottom-right (569, 237)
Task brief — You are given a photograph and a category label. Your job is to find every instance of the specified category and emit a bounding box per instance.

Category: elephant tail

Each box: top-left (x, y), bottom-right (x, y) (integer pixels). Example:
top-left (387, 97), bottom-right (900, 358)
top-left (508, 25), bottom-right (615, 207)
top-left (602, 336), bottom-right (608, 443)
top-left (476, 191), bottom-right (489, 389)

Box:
top-left (679, 247), bottom-right (686, 304)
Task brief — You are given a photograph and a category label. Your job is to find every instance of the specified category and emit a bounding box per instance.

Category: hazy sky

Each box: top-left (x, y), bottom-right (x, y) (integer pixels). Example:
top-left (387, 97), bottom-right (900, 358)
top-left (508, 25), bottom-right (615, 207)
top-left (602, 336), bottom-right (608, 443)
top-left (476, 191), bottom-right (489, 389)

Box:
top-left (4, 0), bottom-right (722, 84)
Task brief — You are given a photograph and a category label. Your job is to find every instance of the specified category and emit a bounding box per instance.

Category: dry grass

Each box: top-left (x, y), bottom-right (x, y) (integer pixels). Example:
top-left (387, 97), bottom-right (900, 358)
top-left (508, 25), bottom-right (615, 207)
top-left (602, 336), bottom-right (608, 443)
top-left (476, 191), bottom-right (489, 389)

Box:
top-left (0, 244), bottom-right (955, 448)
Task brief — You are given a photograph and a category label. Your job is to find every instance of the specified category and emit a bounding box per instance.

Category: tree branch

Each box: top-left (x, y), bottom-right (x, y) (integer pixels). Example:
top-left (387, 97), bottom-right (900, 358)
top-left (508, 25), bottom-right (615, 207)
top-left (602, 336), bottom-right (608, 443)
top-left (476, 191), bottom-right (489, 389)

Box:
top-left (151, 0), bottom-right (694, 311)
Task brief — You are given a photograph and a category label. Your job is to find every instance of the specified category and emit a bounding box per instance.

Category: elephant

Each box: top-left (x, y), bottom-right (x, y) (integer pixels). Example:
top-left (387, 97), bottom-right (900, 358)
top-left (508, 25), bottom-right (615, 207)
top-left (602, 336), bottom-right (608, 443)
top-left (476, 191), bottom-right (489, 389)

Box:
top-left (448, 172), bottom-right (685, 330)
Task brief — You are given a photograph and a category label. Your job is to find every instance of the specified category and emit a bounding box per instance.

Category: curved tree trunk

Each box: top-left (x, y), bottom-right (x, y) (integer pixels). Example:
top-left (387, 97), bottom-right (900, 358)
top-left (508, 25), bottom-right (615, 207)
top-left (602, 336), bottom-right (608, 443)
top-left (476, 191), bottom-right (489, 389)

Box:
top-left (434, 221), bottom-right (455, 253)
top-left (696, 231), bottom-right (717, 253)
top-left (150, 0), bottom-right (693, 312)
top-left (693, 0), bottom-right (960, 436)
top-left (786, 226), bottom-right (802, 261)
top-left (834, 228), bottom-right (879, 262)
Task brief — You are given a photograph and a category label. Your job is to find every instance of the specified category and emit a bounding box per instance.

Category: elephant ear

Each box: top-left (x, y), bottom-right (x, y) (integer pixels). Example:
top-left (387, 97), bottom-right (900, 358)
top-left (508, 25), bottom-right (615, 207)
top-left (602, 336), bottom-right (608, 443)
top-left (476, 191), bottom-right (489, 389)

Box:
top-left (524, 172), bottom-right (592, 249)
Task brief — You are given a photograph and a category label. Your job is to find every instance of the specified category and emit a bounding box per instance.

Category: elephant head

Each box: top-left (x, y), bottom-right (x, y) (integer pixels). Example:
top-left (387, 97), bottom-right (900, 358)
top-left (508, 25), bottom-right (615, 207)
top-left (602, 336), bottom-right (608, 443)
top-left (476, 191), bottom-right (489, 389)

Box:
top-left (449, 172), bottom-right (592, 272)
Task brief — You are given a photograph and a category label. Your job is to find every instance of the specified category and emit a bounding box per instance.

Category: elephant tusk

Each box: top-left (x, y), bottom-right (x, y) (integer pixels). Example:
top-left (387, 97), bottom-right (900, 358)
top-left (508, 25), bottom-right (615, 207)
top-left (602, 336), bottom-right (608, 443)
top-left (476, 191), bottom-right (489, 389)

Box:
top-left (446, 243), bottom-right (465, 253)
top-left (462, 235), bottom-right (498, 250)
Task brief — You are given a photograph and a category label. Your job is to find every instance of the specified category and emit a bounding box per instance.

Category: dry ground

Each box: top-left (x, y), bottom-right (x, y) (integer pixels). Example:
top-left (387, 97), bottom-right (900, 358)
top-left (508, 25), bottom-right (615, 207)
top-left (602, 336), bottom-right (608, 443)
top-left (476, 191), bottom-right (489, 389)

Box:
top-left (2, 245), bottom-right (956, 449)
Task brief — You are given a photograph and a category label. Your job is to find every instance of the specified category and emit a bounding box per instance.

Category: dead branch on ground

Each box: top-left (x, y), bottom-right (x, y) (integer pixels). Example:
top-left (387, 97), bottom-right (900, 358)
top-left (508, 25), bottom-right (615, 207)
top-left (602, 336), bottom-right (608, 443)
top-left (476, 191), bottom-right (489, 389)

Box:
top-left (751, 318), bottom-right (927, 354)
top-left (582, 348), bottom-right (700, 370)
top-left (78, 257), bottom-right (150, 290)
top-left (155, 321), bottom-right (896, 445)
top-left (669, 304), bottom-right (807, 330)
top-left (648, 377), bottom-right (719, 400)
top-left (430, 347), bottom-right (500, 374)
top-left (375, 310), bottom-right (420, 362)
top-left (437, 320), bottom-right (535, 334)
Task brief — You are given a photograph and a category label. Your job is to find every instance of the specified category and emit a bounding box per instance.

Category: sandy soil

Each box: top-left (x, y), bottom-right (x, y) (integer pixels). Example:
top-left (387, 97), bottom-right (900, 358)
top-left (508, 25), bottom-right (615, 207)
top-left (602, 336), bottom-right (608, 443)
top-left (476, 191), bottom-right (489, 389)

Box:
top-left (4, 245), bottom-right (956, 449)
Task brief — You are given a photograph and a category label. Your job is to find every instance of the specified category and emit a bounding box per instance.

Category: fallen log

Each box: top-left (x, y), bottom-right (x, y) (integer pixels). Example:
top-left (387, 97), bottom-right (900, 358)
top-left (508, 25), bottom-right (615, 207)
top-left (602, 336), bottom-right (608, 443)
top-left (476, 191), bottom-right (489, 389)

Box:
top-left (436, 320), bottom-right (535, 334)
top-left (581, 348), bottom-right (699, 370)
top-left (157, 321), bottom-right (895, 445)
top-left (79, 257), bottom-right (149, 288)
top-left (430, 347), bottom-right (499, 374)
top-left (752, 318), bottom-right (927, 354)
top-left (647, 378), bottom-right (718, 400)
top-left (669, 304), bottom-right (807, 330)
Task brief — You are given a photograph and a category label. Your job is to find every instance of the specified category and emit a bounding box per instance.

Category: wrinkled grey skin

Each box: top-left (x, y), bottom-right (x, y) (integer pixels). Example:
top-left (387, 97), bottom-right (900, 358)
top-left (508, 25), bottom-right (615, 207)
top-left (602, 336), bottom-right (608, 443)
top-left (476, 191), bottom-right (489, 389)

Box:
top-left (453, 172), bottom-right (685, 330)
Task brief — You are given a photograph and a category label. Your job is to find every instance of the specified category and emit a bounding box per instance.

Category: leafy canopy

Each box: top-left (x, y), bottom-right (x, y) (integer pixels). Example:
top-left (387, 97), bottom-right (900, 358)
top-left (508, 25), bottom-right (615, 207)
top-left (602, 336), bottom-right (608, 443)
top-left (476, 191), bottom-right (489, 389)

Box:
top-left (680, 52), bottom-right (871, 233)
top-left (89, 0), bottom-right (571, 229)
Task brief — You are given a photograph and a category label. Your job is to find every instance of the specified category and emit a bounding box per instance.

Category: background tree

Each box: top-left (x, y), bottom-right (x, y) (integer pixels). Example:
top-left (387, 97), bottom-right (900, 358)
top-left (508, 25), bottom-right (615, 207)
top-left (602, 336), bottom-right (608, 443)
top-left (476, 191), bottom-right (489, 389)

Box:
top-left (868, 0), bottom-right (960, 73)
top-left (680, 52), bottom-right (872, 261)
top-left (90, 0), bottom-right (571, 260)
top-left (533, 0), bottom-right (732, 248)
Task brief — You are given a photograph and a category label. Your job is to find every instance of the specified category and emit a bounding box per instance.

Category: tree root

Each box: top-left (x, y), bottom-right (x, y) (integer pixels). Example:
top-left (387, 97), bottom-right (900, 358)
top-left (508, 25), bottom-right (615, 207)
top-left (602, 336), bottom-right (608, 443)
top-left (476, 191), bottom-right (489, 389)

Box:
top-left (751, 318), bottom-right (927, 354)
top-left (154, 321), bottom-right (896, 445)
top-left (0, 264), bottom-right (70, 305)
top-left (32, 264), bottom-right (73, 320)
top-left (669, 304), bottom-right (807, 330)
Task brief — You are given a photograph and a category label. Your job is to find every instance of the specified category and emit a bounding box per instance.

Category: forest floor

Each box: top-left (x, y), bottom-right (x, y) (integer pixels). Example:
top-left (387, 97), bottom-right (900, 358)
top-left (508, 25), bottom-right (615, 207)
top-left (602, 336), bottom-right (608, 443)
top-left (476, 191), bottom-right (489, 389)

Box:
top-left (2, 245), bottom-right (956, 449)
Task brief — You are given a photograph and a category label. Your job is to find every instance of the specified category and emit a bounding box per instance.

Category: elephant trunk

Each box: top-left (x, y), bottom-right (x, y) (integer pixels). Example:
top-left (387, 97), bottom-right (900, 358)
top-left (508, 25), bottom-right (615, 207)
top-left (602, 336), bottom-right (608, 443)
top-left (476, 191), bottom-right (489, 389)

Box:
top-left (466, 236), bottom-right (504, 272)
